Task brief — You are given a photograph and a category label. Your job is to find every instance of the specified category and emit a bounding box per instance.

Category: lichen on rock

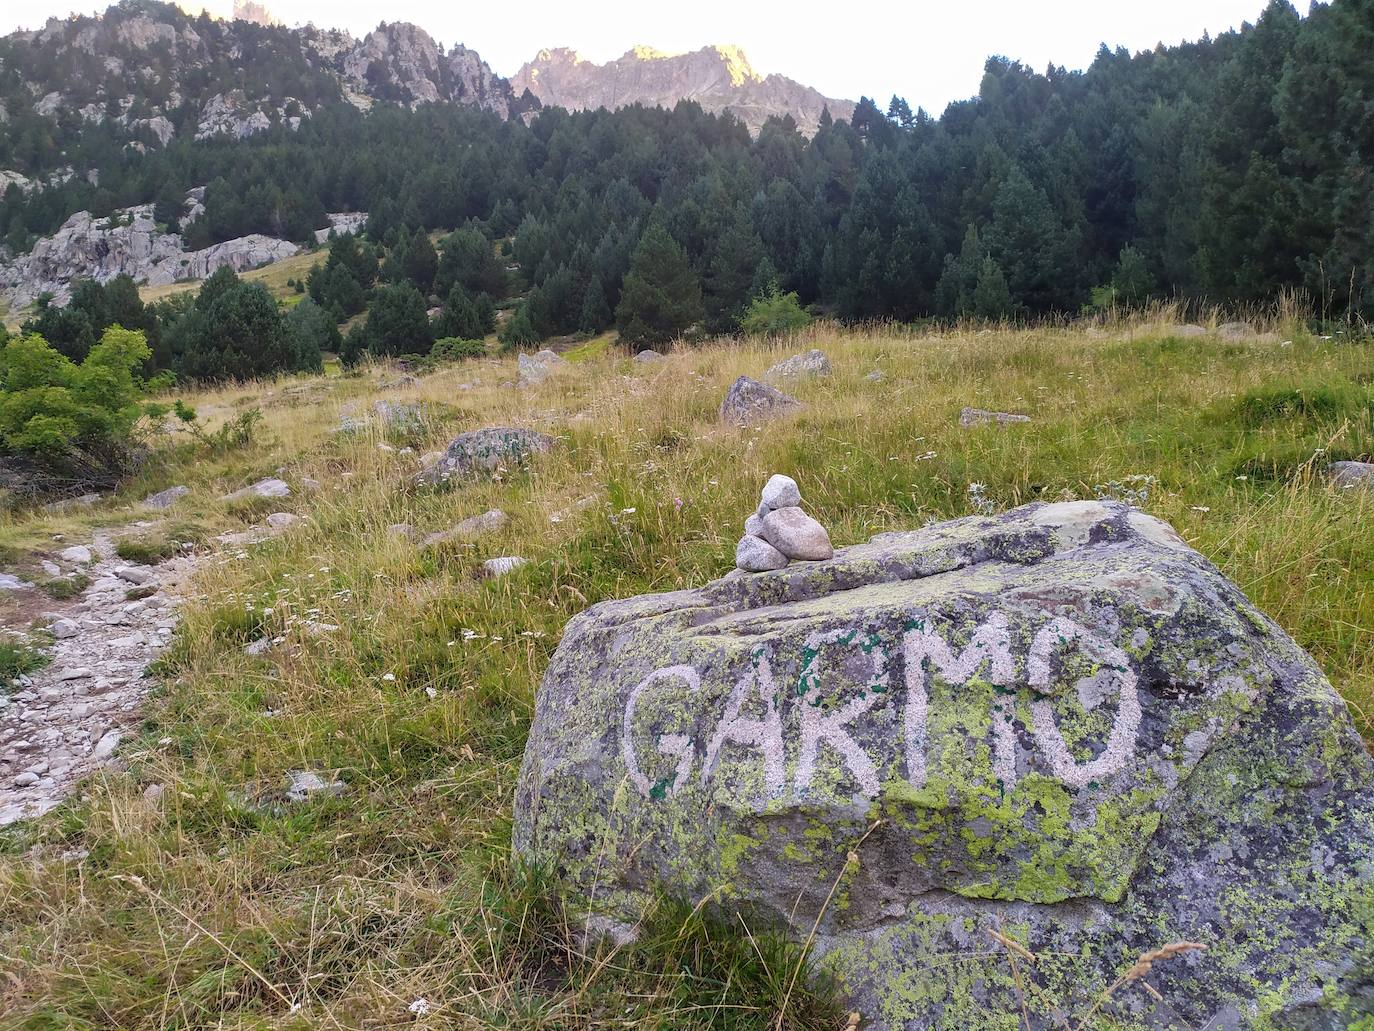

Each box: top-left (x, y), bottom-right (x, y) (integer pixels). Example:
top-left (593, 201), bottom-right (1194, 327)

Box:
top-left (514, 500), bottom-right (1374, 1028)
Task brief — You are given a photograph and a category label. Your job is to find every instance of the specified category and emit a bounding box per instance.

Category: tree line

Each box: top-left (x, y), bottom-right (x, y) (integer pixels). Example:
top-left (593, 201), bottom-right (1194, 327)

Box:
top-left (4, 0), bottom-right (1371, 363)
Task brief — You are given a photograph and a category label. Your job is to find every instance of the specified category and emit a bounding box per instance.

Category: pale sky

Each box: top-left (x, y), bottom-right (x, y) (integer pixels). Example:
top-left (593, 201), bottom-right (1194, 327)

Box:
top-left (6, 0), bottom-right (1276, 113)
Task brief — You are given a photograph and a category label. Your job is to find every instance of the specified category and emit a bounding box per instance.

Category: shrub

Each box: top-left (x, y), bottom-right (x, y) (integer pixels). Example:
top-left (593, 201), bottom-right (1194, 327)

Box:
top-left (171, 400), bottom-right (261, 455)
top-left (741, 288), bottom-right (811, 337)
top-left (0, 326), bottom-right (152, 478)
top-left (431, 337), bottom-right (486, 363)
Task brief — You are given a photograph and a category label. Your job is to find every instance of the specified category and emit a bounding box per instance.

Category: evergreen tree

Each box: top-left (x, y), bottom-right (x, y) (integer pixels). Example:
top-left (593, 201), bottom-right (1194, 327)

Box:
top-left (404, 230), bottom-right (439, 294)
top-left (1110, 245), bottom-right (1156, 307)
top-left (615, 223), bottom-right (704, 350)
top-left (704, 217), bottom-right (765, 334)
top-left (579, 276), bottom-right (612, 334)
top-left (365, 283), bottom-right (432, 357)
top-left (285, 297), bottom-right (338, 369)
top-left (971, 257), bottom-right (1014, 319)
top-left (177, 282), bottom-right (297, 382)
top-left (434, 285), bottom-right (485, 340)
top-left (498, 304), bottom-right (540, 350)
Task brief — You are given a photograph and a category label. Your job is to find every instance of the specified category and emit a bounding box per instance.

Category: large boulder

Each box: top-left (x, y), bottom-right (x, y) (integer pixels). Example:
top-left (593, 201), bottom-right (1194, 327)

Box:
top-left (514, 500), bottom-right (1374, 1028)
top-left (415, 427), bottom-right (554, 485)
top-left (720, 376), bottom-right (801, 426)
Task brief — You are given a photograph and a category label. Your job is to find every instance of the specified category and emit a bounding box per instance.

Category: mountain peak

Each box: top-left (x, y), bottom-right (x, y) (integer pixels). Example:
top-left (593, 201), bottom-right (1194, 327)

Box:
top-left (511, 43), bottom-right (851, 136)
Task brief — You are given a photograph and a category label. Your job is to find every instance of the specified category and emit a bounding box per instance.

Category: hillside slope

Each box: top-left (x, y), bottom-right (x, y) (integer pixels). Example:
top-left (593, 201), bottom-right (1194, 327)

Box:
top-left (0, 319), bottom-right (1371, 1025)
top-left (0, 0), bottom-right (537, 177)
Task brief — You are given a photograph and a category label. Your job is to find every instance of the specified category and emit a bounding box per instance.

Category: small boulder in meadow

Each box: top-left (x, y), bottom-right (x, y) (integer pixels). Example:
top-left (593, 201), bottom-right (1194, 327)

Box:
top-left (720, 376), bottom-right (801, 427)
top-left (221, 477), bottom-right (291, 502)
top-left (143, 485), bottom-right (189, 509)
top-left (960, 406), bottom-right (1031, 428)
top-left (763, 348), bottom-right (831, 382)
top-left (416, 427), bottom-right (555, 485)
top-left (1329, 461), bottom-right (1374, 490)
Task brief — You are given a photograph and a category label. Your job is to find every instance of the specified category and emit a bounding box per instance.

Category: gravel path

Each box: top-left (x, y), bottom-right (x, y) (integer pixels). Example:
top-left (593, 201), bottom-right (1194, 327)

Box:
top-left (0, 530), bottom-right (200, 826)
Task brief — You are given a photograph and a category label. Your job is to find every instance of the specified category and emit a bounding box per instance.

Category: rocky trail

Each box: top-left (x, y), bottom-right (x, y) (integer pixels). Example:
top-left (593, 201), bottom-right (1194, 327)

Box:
top-left (0, 528), bottom-right (201, 826)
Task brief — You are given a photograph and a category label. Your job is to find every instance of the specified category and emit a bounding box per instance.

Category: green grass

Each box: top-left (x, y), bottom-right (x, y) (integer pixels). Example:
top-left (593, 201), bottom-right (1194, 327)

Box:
top-left (1, 316), bottom-right (1372, 1027)
top-left (0, 639), bottom-right (50, 688)
top-left (38, 573), bottom-right (90, 600)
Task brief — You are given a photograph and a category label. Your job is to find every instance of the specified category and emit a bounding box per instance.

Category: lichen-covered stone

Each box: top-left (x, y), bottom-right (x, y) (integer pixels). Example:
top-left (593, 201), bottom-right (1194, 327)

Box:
top-left (960, 406), bottom-right (1031, 428)
top-left (514, 500), bottom-right (1374, 1029)
top-left (720, 376), bottom-right (801, 426)
top-left (764, 348), bottom-right (831, 382)
top-left (143, 485), bottom-right (189, 509)
top-left (415, 427), bottom-right (554, 485)
top-left (1329, 460), bottom-right (1374, 490)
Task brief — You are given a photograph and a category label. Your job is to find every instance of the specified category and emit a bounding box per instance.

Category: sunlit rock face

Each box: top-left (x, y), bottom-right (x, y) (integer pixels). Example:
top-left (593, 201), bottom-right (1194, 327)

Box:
top-left (515, 500), bottom-right (1374, 1029)
top-left (511, 44), bottom-right (855, 136)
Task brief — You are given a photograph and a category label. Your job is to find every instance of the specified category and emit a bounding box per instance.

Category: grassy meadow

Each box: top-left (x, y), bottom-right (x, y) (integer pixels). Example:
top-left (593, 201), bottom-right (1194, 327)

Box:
top-left (1, 314), bottom-right (1372, 1028)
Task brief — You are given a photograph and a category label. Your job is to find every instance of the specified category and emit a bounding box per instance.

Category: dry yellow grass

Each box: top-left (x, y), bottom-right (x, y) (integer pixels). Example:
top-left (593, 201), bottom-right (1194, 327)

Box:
top-left (0, 315), bottom-right (1371, 1028)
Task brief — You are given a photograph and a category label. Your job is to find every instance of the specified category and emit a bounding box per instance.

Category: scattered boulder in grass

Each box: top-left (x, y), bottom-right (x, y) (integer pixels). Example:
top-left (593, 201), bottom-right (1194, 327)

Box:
top-left (221, 477), bottom-right (290, 502)
top-left (1172, 324), bottom-right (1209, 338)
top-left (285, 770), bottom-right (345, 803)
top-left (415, 427), bottom-right (555, 486)
top-left (42, 493), bottom-right (102, 513)
top-left (960, 406), bottom-right (1031, 428)
top-left (514, 500), bottom-right (1374, 1029)
top-left (387, 523), bottom-right (420, 541)
top-left (720, 376), bottom-right (801, 427)
top-left (265, 512), bottom-right (301, 531)
top-left (764, 348), bottom-right (831, 382)
top-left (634, 349), bottom-right (664, 363)
top-left (423, 510), bottom-right (511, 548)
top-left (373, 400), bottom-right (427, 432)
top-left (1328, 461), bottom-right (1374, 490)
top-left (518, 349), bottom-right (570, 388)
top-left (1216, 321), bottom-right (1256, 341)
top-left (482, 556), bottom-right (528, 579)
top-left (59, 545), bottom-right (93, 565)
top-left (143, 485), bottom-right (189, 509)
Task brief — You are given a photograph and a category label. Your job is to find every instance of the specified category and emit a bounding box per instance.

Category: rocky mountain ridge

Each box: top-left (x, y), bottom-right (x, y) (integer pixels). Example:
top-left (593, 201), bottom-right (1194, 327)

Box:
top-left (511, 44), bottom-right (854, 136)
top-left (0, 0), bottom-right (536, 164)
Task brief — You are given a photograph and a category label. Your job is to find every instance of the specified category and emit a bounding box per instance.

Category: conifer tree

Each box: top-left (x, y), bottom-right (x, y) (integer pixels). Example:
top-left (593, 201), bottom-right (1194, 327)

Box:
top-left (615, 223), bottom-right (704, 350)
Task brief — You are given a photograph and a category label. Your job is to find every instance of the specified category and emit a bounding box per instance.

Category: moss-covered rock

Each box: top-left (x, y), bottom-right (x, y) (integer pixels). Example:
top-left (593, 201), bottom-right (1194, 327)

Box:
top-left (514, 501), bottom-right (1374, 1028)
top-left (414, 426), bottom-right (554, 485)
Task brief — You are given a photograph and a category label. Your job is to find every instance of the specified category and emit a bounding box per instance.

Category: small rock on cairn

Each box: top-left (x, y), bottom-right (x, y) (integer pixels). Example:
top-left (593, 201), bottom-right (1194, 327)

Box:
top-left (735, 475), bottom-right (833, 572)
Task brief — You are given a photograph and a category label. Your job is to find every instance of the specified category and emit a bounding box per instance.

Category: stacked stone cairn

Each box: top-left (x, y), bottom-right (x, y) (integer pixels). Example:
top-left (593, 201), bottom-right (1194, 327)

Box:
top-left (735, 474), bottom-right (834, 572)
